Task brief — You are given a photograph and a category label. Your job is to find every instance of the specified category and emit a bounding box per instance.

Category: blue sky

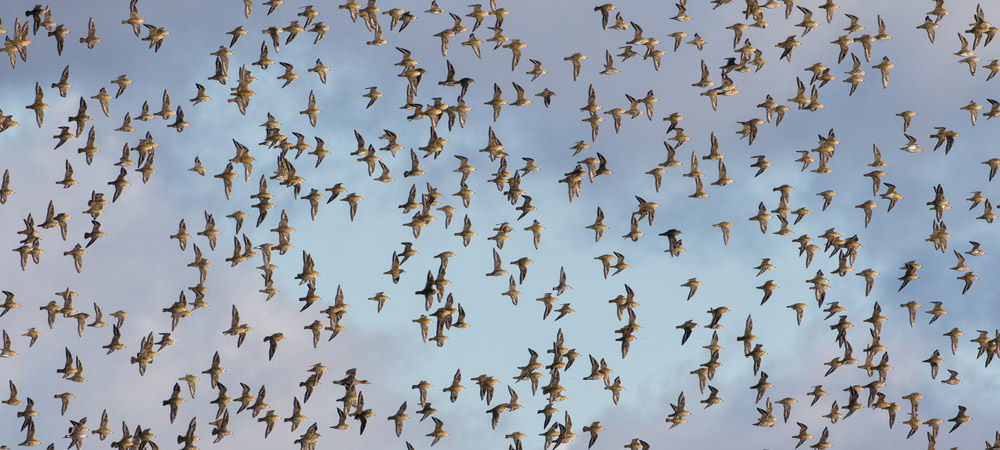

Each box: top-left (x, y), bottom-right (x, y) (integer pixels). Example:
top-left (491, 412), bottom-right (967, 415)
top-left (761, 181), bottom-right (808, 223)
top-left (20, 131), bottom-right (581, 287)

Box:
top-left (1, 0), bottom-right (1000, 448)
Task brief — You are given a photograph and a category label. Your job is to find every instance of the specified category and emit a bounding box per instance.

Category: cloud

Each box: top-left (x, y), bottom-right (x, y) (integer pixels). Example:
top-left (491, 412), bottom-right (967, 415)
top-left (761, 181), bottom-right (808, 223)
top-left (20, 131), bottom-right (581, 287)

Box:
top-left (2, 0), bottom-right (1000, 449)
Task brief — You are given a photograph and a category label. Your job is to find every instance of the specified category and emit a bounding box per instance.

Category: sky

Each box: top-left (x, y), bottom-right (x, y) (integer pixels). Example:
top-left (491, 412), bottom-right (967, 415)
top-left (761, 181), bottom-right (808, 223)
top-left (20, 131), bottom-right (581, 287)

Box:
top-left (1, 0), bottom-right (1000, 449)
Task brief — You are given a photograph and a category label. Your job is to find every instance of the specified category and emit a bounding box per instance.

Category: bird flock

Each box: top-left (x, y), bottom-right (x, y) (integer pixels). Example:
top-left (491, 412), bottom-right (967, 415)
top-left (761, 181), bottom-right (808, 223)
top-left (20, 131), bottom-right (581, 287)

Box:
top-left (1, 0), bottom-right (1000, 449)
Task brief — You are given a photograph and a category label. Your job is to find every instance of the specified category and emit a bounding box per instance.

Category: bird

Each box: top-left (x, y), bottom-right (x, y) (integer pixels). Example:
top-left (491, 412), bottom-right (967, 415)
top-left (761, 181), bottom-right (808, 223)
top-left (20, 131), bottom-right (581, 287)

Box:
top-left (948, 405), bottom-right (971, 432)
top-left (586, 207), bottom-right (608, 242)
top-left (24, 82), bottom-right (48, 127)
top-left (484, 83), bottom-right (506, 121)
top-left (503, 39), bottom-right (527, 71)
top-left (792, 422), bottom-right (812, 448)
top-left (926, 301), bottom-right (947, 324)
top-left (564, 53), bottom-right (587, 81)
top-left (0, 330), bottom-right (15, 358)
top-left (753, 258), bottom-right (774, 276)
top-left (360, 86), bottom-right (383, 108)
top-left (680, 278), bottom-right (701, 301)
top-left (898, 261), bottom-right (921, 291)
top-left (807, 385), bottom-right (827, 407)
top-left (776, 35), bottom-right (800, 61)
top-left (263, 333), bottom-right (285, 360)
top-left (277, 62), bottom-right (299, 87)
top-left (899, 301), bottom-right (921, 327)
top-left (749, 202), bottom-right (771, 233)
top-left (63, 243), bottom-right (86, 273)
top-left (856, 268), bottom-right (878, 296)
top-left (923, 350), bottom-right (943, 379)
top-left (163, 383), bottom-right (185, 423)
top-left (578, 421), bottom-right (602, 448)
top-left (751, 155), bottom-right (771, 177)
top-left (600, 50), bottom-right (618, 75)
top-left (0, 170), bottom-right (11, 204)
top-left (957, 271), bottom-right (978, 294)
top-left (427, 416), bottom-right (449, 445)
top-left (856, 200), bottom-right (877, 227)
top-left (535, 88), bottom-right (555, 107)
top-left (387, 402), bottom-right (409, 437)
top-left (300, 90), bottom-right (319, 127)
